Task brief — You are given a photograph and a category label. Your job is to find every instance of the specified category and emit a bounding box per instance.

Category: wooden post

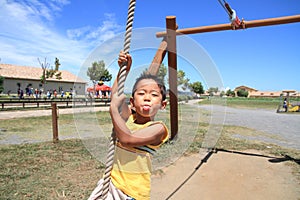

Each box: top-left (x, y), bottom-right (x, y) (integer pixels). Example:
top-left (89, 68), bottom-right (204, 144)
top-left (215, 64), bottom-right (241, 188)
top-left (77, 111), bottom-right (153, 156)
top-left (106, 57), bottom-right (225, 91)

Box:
top-left (286, 92), bottom-right (290, 112)
top-left (166, 16), bottom-right (178, 140)
top-left (148, 38), bottom-right (168, 75)
top-left (51, 102), bottom-right (59, 142)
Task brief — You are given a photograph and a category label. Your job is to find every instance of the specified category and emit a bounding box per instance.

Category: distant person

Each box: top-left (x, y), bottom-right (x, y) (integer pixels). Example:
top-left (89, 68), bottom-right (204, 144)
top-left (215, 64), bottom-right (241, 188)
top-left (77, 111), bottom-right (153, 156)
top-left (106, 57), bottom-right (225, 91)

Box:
top-left (53, 89), bottom-right (57, 98)
top-left (29, 88), bottom-right (33, 96)
top-left (25, 87), bottom-right (29, 96)
top-left (69, 88), bottom-right (73, 99)
top-left (47, 90), bottom-right (51, 99)
top-left (66, 91), bottom-right (70, 99)
top-left (19, 89), bottom-right (24, 99)
top-left (34, 89), bottom-right (39, 99)
top-left (283, 98), bottom-right (288, 112)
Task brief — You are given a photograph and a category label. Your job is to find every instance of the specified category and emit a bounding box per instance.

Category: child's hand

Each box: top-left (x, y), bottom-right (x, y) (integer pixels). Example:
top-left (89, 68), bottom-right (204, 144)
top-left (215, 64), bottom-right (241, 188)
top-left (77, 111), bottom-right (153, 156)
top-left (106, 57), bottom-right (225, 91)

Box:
top-left (118, 51), bottom-right (132, 72)
top-left (110, 50), bottom-right (132, 98)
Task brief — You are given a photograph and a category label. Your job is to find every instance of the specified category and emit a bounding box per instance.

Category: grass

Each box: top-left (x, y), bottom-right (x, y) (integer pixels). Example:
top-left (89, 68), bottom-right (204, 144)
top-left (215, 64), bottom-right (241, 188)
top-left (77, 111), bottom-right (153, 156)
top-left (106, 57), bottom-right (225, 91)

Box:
top-left (0, 99), bottom-right (299, 199)
top-left (0, 139), bottom-right (104, 199)
top-left (200, 97), bottom-right (282, 110)
top-left (0, 111), bottom-right (112, 144)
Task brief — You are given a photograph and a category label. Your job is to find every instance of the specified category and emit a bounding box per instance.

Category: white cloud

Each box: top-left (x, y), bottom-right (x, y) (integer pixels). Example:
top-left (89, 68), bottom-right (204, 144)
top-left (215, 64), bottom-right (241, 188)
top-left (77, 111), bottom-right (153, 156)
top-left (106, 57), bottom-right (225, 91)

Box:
top-left (67, 26), bottom-right (91, 40)
top-left (66, 13), bottom-right (123, 45)
top-left (0, 0), bottom-right (123, 76)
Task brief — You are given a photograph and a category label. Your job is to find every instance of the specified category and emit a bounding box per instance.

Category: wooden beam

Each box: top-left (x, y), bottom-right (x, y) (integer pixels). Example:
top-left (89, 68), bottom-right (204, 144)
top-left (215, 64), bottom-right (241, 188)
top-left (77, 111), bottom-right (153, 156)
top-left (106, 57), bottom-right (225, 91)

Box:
top-left (156, 15), bottom-right (300, 37)
top-left (166, 16), bottom-right (178, 140)
top-left (148, 38), bottom-right (167, 75)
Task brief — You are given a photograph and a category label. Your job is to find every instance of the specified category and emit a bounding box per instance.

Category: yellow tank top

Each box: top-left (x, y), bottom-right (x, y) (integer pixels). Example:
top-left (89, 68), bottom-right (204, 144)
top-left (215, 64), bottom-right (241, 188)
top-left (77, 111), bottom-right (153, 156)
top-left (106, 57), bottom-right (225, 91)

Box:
top-left (111, 114), bottom-right (169, 200)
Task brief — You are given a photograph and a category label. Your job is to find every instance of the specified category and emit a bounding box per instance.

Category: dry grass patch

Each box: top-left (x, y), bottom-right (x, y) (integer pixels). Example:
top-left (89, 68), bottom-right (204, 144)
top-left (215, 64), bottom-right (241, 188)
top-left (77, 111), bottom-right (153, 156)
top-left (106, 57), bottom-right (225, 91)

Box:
top-left (0, 139), bottom-right (104, 199)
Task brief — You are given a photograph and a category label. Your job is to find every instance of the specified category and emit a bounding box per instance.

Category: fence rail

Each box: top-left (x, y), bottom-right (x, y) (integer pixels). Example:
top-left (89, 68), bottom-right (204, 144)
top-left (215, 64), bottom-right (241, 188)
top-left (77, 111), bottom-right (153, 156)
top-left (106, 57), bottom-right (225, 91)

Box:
top-left (0, 98), bottom-right (110, 110)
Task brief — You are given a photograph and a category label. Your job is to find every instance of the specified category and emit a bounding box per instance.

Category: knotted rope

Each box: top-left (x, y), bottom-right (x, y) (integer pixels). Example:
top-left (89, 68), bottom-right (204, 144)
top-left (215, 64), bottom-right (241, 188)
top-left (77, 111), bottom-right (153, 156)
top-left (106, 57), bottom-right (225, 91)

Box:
top-left (100, 0), bottom-right (136, 199)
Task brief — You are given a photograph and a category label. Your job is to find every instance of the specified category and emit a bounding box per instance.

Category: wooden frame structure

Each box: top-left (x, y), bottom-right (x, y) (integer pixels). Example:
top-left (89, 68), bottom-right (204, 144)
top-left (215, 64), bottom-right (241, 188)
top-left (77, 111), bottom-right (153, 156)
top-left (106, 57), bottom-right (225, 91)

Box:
top-left (148, 14), bottom-right (300, 140)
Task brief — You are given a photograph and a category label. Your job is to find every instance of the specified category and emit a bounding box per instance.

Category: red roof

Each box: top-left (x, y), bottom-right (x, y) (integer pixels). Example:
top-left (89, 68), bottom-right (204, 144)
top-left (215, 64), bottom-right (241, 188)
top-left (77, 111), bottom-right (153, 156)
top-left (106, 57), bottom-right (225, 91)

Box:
top-left (87, 84), bottom-right (111, 92)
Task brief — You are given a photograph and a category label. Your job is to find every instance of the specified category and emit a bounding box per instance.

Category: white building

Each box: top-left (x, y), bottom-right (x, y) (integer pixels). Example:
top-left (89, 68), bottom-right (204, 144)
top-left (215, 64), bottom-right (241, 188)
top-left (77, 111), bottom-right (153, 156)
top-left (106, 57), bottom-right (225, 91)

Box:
top-left (0, 64), bottom-right (87, 95)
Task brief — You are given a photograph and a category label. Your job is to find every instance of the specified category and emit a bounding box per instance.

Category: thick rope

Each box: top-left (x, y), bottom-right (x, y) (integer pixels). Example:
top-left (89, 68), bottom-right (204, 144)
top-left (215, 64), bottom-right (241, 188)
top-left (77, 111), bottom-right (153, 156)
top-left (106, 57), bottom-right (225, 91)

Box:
top-left (100, 0), bottom-right (136, 199)
top-left (217, 0), bottom-right (231, 16)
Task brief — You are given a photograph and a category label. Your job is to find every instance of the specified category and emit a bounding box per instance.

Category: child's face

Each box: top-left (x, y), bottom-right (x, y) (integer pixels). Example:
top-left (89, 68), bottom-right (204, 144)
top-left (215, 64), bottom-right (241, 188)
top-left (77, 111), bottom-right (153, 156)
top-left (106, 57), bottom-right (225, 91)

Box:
top-left (130, 79), bottom-right (166, 121)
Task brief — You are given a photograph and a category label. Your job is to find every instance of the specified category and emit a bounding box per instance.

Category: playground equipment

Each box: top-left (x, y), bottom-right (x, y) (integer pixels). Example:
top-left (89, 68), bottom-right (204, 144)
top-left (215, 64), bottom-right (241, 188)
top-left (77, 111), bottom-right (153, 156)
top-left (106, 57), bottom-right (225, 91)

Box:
top-left (217, 0), bottom-right (243, 29)
top-left (155, 14), bottom-right (300, 136)
top-left (277, 90), bottom-right (300, 113)
top-left (97, 1), bottom-right (300, 199)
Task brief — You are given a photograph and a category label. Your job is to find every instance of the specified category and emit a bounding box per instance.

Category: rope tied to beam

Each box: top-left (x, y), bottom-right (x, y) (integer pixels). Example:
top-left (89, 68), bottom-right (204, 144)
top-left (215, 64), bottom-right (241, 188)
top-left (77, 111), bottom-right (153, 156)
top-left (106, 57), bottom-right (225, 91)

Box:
top-left (217, 0), bottom-right (244, 29)
top-left (99, 0), bottom-right (136, 199)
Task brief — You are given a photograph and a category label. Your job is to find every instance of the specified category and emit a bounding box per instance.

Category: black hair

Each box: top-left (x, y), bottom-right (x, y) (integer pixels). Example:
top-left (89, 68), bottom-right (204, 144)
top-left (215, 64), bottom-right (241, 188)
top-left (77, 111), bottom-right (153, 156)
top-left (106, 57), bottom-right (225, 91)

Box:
top-left (132, 73), bottom-right (166, 101)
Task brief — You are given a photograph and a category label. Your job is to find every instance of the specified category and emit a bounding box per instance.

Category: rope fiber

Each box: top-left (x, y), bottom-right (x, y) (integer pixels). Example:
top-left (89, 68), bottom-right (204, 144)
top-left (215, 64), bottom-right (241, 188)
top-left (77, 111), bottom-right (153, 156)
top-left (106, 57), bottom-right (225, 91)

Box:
top-left (99, 0), bottom-right (136, 199)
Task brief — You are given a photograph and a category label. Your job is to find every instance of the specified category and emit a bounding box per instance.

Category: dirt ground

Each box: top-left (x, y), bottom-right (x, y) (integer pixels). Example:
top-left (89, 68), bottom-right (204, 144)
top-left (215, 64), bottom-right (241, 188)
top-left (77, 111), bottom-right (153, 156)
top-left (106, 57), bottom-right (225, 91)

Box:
top-left (151, 150), bottom-right (300, 200)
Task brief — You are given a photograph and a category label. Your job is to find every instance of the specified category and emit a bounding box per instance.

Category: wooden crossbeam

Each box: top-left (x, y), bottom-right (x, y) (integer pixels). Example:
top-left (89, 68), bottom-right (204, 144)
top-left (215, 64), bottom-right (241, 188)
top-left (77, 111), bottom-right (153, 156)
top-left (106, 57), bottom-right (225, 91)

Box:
top-left (156, 15), bottom-right (300, 37)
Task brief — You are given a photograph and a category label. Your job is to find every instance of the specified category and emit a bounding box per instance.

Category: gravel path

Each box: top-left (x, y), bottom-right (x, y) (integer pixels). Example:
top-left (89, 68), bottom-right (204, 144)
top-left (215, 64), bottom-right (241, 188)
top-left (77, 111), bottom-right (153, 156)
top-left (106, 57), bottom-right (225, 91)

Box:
top-left (199, 104), bottom-right (300, 150)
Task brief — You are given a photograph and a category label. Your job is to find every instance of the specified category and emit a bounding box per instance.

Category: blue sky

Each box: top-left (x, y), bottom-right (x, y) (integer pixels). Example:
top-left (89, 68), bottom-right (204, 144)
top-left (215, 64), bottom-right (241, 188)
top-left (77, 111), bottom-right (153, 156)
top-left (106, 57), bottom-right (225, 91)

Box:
top-left (1, 0), bottom-right (299, 91)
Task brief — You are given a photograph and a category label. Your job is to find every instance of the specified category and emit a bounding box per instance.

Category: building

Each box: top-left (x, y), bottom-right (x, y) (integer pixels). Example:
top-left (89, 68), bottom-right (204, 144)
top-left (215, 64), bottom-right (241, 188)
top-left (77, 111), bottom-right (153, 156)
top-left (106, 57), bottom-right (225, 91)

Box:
top-left (234, 85), bottom-right (298, 98)
top-left (0, 64), bottom-right (87, 95)
top-left (234, 85), bottom-right (257, 97)
top-left (249, 90), bottom-right (283, 98)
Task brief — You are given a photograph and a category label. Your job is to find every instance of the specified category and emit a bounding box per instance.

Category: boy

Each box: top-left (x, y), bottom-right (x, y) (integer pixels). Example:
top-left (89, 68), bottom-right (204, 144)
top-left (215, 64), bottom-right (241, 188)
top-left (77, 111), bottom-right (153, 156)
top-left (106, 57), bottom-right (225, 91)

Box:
top-left (89, 51), bottom-right (169, 200)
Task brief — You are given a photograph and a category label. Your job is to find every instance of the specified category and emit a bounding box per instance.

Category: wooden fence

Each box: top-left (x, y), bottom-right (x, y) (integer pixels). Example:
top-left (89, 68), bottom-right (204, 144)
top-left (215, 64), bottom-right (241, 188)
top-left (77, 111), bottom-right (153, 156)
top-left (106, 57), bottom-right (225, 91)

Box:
top-left (0, 97), bottom-right (110, 110)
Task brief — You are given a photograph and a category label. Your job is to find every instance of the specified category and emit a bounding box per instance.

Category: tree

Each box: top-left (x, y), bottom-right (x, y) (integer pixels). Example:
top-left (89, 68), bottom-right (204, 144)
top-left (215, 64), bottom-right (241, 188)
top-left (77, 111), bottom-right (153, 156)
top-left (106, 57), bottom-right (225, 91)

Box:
top-left (208, 87), bottom-right (219, 96)
top-left (38, 57), bottom-right (62, 87)
top-left (177, 70), bottom-right (190, 90)
top-left (220, 91), bottom-right (226, 97)
top-left (87, 60), bottom-right (112, 82)
top-left (189, 81), bottom-right (204, 95)
top-left (237, 89), bottom-right (249, 97)
top-left (140, 63), bottom-right (167, 85)
top-left (157, 63), bottom-right (167, 85)
top-left (0, 76), bottom-right (4, 93)
top-left (226, 89), bottom-right (235, 97)
top-left (53, 57), bottom-right (62, 80)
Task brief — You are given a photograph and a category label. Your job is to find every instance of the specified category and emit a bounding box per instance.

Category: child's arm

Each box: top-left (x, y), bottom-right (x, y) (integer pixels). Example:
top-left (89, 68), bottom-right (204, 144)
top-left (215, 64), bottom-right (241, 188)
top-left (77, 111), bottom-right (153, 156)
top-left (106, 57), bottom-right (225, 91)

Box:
top-left (110, 93), bottom-right (167, 147)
